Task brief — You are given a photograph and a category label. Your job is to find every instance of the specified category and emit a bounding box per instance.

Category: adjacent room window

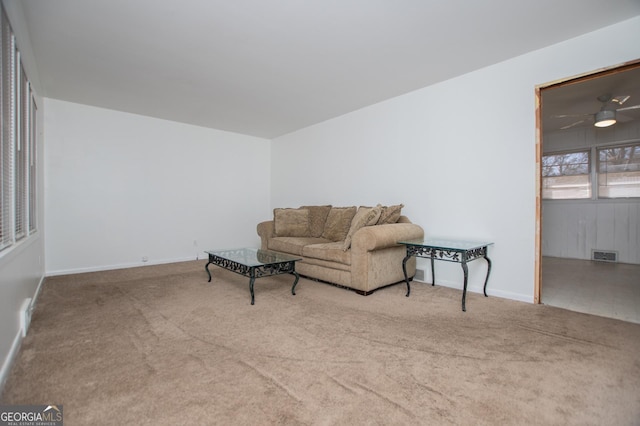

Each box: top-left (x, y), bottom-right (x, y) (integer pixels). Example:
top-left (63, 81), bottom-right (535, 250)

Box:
top-left (597, 143), bottom-right (640, 199)
top-left (0, 6), bottom-right (37, 253)
top-left (542, 150), bottom-right (591, 200)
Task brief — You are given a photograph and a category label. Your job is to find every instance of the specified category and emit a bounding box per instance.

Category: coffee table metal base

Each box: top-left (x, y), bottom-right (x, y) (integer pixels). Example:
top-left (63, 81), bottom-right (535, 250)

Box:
top-left (205, 250), bottom-right (300, 305)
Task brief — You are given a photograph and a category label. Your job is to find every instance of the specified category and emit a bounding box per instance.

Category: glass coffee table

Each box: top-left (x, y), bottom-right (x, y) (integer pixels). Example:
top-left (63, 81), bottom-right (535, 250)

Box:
top-left (205, 248), bottom-right (301, 305)
top-left (398, 238), bottom-right (493, 312)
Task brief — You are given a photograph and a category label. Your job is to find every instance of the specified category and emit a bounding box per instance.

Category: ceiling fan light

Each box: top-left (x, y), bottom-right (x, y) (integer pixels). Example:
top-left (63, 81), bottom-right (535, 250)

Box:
top-left (594, 110), bottom-right (616, 127)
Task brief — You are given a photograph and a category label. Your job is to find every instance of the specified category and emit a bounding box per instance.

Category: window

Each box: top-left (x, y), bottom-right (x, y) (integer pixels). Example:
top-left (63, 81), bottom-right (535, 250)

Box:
top-left (542, 150), bottom-right (591, 200)
top-left (15, 65), bottom-right (27, 240)
top-left (597, 143), bottom-right (640, 199)
top-left (0, 9), bottom-right (15, 250)
top-left (0, 6), bottom-right (37, 253)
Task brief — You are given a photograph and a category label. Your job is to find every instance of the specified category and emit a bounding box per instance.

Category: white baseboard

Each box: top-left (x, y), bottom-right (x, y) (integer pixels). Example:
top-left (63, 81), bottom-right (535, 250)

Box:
top-left (411, 278), bottom-right (534, 304)
top-left (0, 329), bottom-right (23, 395)
top-left (0, 273), bottom-right (46, 395)
top-left (32, 274), bottom-right (46, 309)
top-left (45, 255), bottom-right (200, 277)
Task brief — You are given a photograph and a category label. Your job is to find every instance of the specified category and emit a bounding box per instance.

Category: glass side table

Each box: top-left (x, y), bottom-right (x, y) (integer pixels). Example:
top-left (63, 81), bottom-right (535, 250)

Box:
top-left (398, 238), bottom-right (493, 312)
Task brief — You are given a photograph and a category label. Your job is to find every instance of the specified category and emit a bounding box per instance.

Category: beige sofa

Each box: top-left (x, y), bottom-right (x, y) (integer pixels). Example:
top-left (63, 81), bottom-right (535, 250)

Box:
top-left (257, 204), bottom-right (424, 295)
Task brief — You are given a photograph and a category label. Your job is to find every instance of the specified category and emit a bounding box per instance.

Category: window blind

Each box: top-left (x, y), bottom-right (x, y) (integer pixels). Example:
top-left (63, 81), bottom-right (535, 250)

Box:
top-left (14, 61), bottom-right (27, 240)
top-left (0, 11), bottom-right (15, 250)
top-left (29, 91), bottom-right (36, 233)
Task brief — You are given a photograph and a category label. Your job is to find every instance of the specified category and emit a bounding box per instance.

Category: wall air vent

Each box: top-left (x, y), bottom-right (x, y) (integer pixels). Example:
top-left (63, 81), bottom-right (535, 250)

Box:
top-left (591, 250), bottom-right (618, 263)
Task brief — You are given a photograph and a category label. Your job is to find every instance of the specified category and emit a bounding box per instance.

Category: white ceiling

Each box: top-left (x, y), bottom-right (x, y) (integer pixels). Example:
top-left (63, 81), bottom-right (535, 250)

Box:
top-left (15, 0), bottom-right (640, 138)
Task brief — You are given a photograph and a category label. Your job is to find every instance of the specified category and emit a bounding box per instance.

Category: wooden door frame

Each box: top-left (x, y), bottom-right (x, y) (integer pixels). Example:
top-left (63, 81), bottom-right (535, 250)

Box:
top-left (534, 58), bottom-right (640, 304)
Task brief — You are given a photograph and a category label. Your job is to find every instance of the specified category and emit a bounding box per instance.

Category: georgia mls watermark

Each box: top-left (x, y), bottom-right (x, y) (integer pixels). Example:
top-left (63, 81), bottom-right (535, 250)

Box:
top-left (0, 405), bottom-right (63, 426)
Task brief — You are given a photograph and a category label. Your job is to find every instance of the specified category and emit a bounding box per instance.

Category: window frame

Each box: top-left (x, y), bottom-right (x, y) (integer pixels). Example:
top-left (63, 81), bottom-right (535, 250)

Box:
top-left (541, 148), bottom-right (592, 200)
top-left (596, 142), bottom-right (640, 200)
top-left (0, 5), bottom-right (38, 255)
top-left (543, 139), bottom-right (640, 202)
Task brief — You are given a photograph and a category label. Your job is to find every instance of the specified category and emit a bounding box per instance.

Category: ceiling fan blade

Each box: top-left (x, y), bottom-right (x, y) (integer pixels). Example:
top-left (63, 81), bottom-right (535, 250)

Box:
top-left (612, 95), bottom-right (631, 105)
top-left (616, 104), bottom-right (640, 112)
top-left (551, 113), bottom-right (590, 119)
top-left (560, 119), bottom-right (587, 130)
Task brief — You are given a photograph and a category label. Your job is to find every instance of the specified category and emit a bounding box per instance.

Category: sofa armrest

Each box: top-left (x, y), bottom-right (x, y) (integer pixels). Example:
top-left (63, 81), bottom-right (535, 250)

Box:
top-left (257, 220), bottom-right (275, 250)
top-left (351, 222), bottom-right (424, 253)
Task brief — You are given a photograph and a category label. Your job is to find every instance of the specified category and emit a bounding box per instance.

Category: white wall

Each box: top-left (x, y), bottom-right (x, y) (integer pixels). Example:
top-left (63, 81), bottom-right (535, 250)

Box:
top-left (0, 0), bottom-right (45, 391)
top-left (542, 120), bottom-right (640, 264)
top-left (543, 201), bottom-right (640, 263)
top-left (271, 16), bottom-right (640, 303)
top-left (44, 99), bottom-right (271, 274)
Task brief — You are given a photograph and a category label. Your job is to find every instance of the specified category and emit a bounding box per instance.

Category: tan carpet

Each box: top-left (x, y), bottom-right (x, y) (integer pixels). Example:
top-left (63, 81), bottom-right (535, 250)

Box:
top-left (2, 260), bottom-right (640, 425)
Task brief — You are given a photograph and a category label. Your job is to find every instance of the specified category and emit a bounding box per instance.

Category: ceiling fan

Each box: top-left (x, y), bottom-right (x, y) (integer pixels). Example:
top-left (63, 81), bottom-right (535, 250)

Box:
top-left (553, 94), bottom-right (640, 130)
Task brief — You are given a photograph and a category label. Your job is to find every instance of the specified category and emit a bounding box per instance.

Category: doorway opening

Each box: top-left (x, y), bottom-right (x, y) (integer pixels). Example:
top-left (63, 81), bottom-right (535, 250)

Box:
top-left (535, 59), bottom-right (640, 323)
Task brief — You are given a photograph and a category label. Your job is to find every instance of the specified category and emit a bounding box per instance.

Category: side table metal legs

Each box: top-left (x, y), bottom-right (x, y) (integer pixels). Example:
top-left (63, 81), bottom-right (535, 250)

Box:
top-left (461, 262), bottom-right (469, 312)
top-left (430, 257), bottom-right (435, 286)
top-left (401, 242), bottom-right (492, 312)
top-left (402, 254), bottom-right (412, 297)
top-left (461, 257), bottom-right (492, 311)
top-left (483, 257), bottom-right (492, 297)
top-left (206, 259), bottom-right (213, 282)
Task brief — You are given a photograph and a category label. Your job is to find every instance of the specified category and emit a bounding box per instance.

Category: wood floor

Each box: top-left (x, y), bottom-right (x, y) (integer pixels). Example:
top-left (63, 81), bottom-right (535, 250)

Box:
top-left (541, 256), bottom-right (640, 324)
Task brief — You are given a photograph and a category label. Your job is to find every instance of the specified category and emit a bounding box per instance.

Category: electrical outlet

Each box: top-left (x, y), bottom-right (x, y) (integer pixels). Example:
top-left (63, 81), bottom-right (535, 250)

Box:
top-left (414, 269), bottom-right (425, 281)
top-left (142, 256), bottom-right (149, 262)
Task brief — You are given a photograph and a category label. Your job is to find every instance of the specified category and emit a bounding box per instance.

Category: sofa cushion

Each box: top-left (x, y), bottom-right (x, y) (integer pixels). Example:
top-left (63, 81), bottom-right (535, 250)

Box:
top-left (268, 237), bottom-right (331, 256)
top-left (299, 256), bottom-right (351, 271)
top-left (377, 204), bottom-right (404, 225)
top-left (301, 205), bottom-right (332, 237)
top-left (303, 241), bottom-right (351, 265)
top-left (274, 208), bottom-right (310, 237)
top-left (321, 206), bottom-right (357, 241)
top-left (342, 205), bottom-right (382, 251)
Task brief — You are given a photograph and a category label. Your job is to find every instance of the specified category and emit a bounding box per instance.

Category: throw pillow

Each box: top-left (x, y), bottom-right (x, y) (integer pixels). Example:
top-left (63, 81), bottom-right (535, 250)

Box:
top-left (274, 208), bottom-right (310, 237)
top-left (342, 204), bottom-right (383, 251)
top-left (377, 204), bottom-right (404, 224)
top-left (321, 206), bottom-right (357, 242)
top-left (301, 205), bottom-right (332, 237)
